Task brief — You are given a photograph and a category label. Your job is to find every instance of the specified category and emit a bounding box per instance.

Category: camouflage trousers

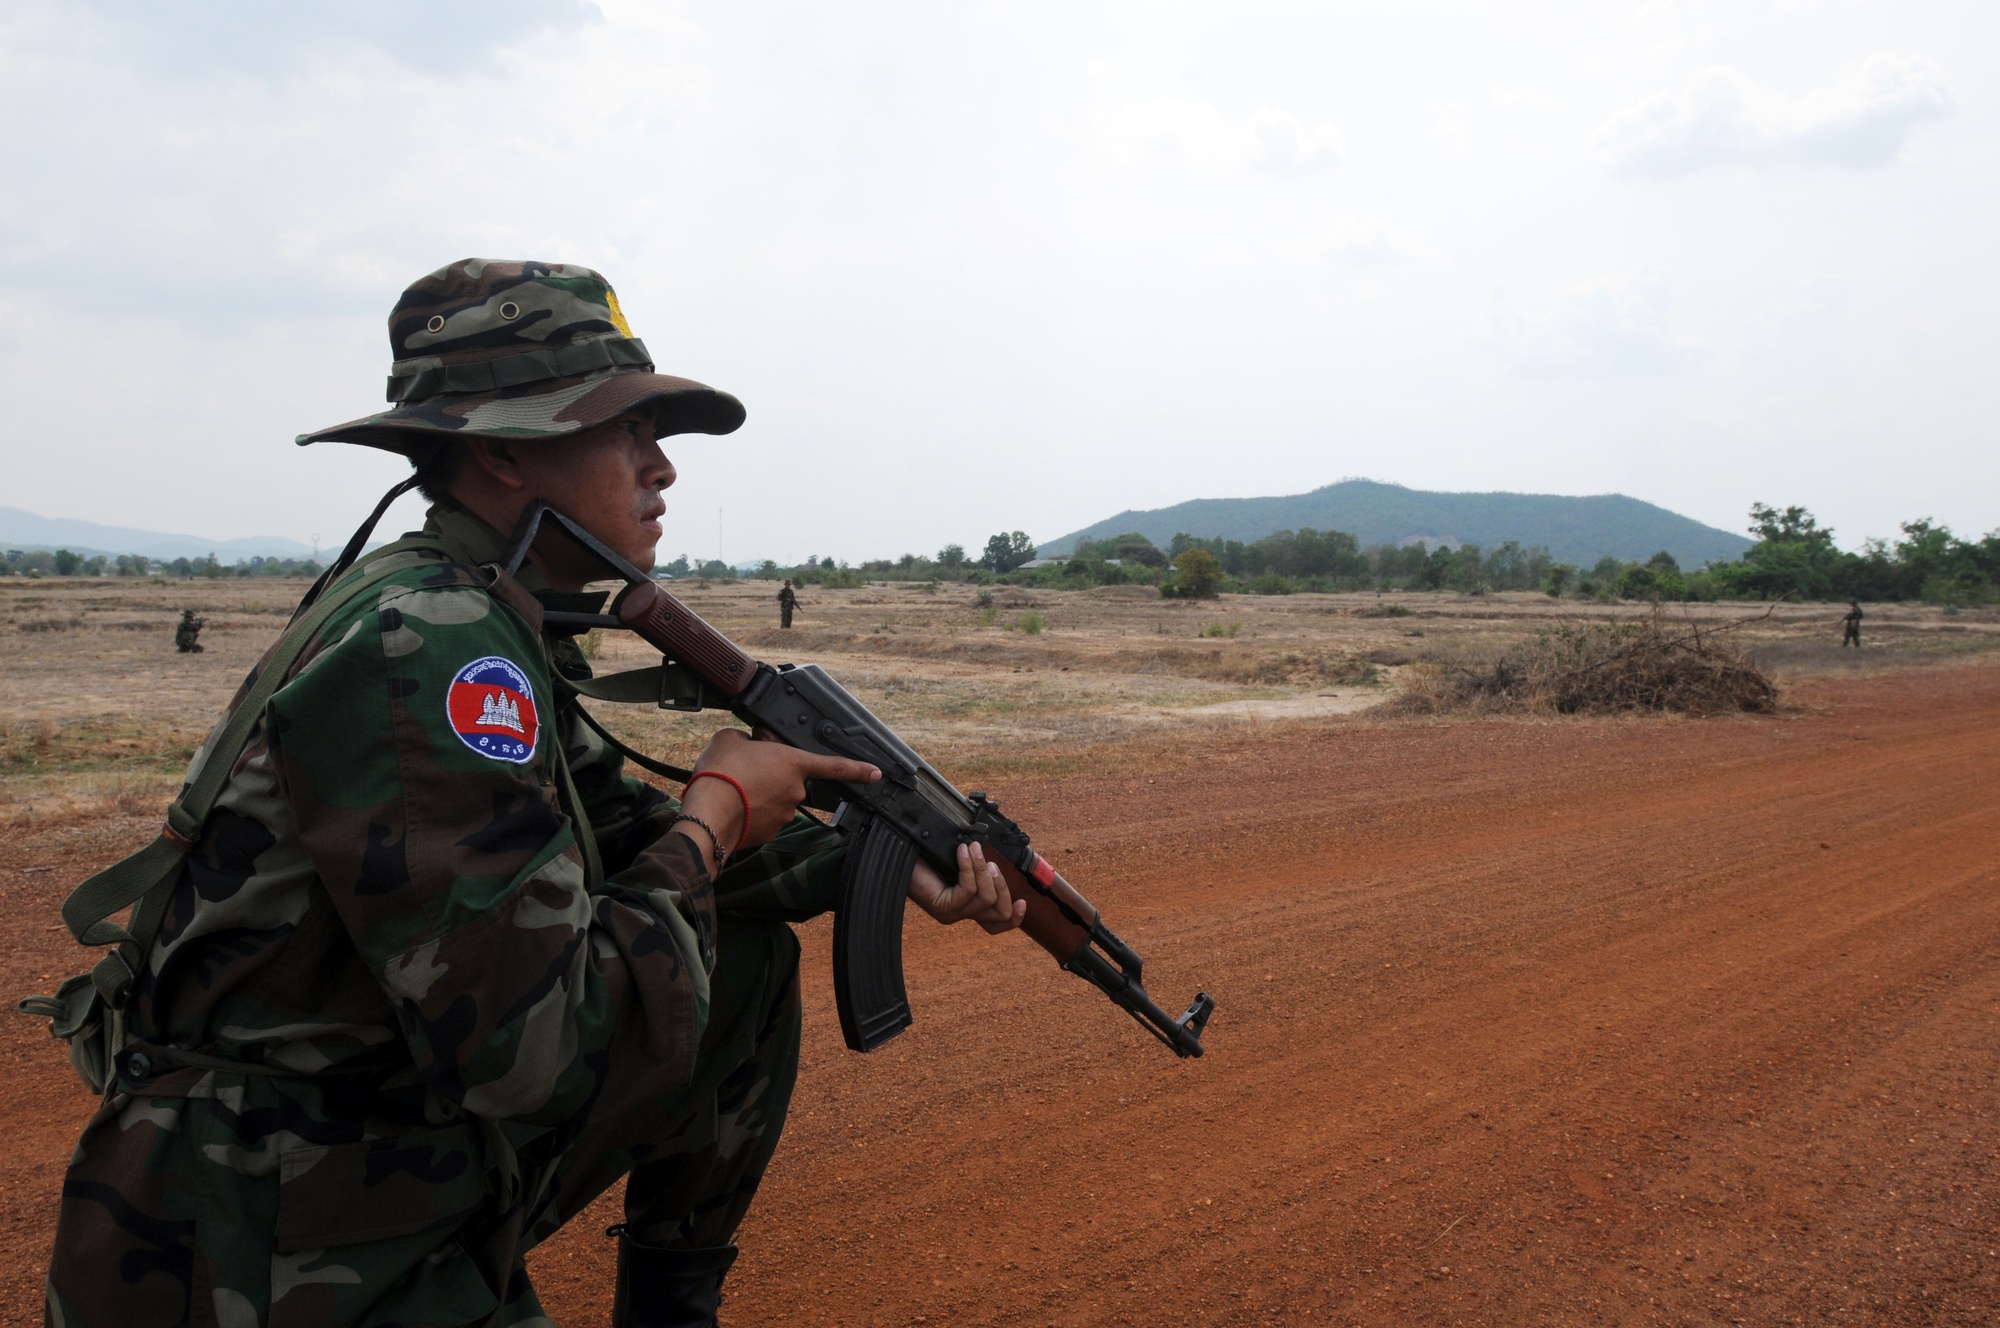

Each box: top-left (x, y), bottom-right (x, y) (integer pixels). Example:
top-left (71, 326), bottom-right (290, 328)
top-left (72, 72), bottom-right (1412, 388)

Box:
top-left (46, 918), bottom-right (803, 1328)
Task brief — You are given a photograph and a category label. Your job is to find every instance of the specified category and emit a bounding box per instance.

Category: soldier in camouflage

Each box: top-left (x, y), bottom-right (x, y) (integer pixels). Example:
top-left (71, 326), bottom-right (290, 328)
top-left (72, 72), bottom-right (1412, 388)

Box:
top-left (175, 607), bottom-right (207, 652)
top-left (44, 260), bottom-right (1021, 1328)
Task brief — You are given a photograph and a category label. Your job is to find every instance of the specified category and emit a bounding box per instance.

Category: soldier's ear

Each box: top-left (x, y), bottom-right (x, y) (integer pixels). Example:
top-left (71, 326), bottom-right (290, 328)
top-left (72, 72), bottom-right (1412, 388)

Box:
top-left (463, 437), bottom-right (529, 491)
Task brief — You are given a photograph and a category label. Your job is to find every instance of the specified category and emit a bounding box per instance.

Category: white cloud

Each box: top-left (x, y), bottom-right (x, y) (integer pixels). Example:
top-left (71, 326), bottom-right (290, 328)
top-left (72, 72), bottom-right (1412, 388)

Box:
top-left (1430, 100), bottom-right (1471, 147)
top-left (1505, 271), bottom-right (1694, 378)
top-left (1488, 85), bottom-right (1556, 111)
top-left (1095, 99), bottom-right (1342, 172)
top-left (1325, 218), bottom-right (1415, 267)
top-left (0, 0), bottom-right (711, 319)
top-left (74, 0), bottom-right (600, 77)
top-left (0, 2), bottom-right (1993, 556)
top-left (1599, 53), bottom-right (1955, 178)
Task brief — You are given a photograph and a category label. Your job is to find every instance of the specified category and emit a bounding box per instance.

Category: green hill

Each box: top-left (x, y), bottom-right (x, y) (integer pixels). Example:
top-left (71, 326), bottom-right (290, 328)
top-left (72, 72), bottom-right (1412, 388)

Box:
top-left (1040, 480), bottom-right (1751, 568)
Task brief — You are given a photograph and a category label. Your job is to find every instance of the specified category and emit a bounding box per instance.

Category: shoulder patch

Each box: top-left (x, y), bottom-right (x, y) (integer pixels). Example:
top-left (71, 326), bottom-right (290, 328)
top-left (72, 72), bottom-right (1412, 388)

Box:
top-left (446, 656), bottom-right (540, 764)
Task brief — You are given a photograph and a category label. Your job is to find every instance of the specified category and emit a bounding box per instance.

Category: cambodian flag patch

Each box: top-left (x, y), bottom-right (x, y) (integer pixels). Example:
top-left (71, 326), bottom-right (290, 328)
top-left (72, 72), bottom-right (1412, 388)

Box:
top-left (445, 656), bottom-right (540, 764)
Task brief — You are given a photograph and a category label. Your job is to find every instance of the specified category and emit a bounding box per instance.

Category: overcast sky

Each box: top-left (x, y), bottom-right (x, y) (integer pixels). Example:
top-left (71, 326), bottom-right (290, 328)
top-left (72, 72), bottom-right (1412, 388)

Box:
top-left (2, 0), bottom-right (1993, 563)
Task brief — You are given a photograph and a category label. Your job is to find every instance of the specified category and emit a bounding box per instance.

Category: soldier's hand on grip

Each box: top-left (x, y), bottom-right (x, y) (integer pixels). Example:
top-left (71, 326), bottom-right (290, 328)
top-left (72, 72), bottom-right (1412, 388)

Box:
top-left (684, 727), bottom-right (879, 853)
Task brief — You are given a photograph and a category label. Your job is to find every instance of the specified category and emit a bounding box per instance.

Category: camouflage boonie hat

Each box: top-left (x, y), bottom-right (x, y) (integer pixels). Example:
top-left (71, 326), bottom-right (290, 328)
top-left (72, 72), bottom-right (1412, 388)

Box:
top-left (297, 258), bottom-right (744, 453)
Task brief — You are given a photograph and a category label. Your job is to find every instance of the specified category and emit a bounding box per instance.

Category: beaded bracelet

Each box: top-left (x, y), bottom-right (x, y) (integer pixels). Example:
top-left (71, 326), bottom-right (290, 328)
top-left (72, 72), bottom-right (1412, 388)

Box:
top-left (669, 813), bottom-right (727, 873)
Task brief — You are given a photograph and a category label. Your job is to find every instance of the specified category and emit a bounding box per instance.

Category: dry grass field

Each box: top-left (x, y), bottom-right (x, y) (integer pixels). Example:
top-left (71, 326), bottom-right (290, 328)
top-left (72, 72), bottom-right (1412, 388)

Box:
top-left (4, 574), bottom-right (1999, 1325)
top-left (7, 572), bottom-right (1995, 823)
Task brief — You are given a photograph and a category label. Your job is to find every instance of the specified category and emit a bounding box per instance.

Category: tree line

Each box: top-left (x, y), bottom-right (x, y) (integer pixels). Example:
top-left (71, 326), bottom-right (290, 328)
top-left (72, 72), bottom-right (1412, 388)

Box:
top-left (13, 502), bottom-right (1992, 606)
top-left (1147, 504), bottom-right (1996, 603)
top-left (1, 549), bottom-right (325, 579)
top-left (716, 502), bottom-right (1997, 605)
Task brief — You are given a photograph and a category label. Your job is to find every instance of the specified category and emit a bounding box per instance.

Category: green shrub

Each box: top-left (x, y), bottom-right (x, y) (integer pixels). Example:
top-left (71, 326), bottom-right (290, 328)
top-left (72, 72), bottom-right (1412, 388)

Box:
top-left (809, 566), bottom-right (862, 589)
top-left (1171, 548), bottom-right (1223, 599)
top-left (1014, 610), bottom-right (1043, 634)
top-left (1202, 621), bottom-right (1242, 638)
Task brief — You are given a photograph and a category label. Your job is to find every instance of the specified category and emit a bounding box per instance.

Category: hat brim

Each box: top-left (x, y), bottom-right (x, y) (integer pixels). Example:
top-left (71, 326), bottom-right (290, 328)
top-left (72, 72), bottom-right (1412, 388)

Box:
top-left (295, 371), bottom-right (745, 453)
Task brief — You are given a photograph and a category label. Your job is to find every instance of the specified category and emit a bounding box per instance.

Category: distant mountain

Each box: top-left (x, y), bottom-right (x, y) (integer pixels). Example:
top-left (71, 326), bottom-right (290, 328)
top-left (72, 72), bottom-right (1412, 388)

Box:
top-left (0, 507), bottom-right (320, 562)
top-left (1040, 480), bottom-right (1752, 568)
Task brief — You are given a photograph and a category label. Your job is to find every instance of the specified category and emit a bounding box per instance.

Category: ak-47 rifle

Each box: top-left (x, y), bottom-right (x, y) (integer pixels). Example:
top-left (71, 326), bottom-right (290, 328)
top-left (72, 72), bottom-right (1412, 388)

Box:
top-left (504, 503), bottom-right (1215, 1058)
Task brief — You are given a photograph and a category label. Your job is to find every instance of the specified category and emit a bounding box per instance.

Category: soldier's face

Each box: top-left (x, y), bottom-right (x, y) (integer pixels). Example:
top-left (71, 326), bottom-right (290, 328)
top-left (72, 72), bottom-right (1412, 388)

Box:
top-left (456, 410), bottom-right (678, 585)
top-left (513, 411), bottom-right (676, 576)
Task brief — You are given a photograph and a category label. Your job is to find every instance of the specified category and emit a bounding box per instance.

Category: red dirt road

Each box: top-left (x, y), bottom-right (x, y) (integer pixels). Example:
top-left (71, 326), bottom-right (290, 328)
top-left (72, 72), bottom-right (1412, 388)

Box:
top-left (5, 667), bottom-right (1998, 1325)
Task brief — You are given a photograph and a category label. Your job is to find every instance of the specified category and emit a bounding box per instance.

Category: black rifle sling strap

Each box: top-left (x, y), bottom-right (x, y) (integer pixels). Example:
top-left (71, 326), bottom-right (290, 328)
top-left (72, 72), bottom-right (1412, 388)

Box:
top-left (562, 691), bottom-right (695, 784)
top-left (288, 475), bottom-right (423, 624)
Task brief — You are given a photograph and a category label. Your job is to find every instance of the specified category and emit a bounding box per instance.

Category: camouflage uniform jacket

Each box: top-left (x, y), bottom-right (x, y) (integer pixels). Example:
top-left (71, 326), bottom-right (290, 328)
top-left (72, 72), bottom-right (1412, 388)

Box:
top-left (47, 505), bottom-right (844, 1328)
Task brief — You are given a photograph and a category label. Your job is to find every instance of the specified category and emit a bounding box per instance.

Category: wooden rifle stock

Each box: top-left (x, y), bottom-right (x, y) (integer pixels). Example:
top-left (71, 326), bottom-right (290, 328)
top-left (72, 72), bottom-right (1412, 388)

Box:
top-left (612, 580), bottom-right (760, 698)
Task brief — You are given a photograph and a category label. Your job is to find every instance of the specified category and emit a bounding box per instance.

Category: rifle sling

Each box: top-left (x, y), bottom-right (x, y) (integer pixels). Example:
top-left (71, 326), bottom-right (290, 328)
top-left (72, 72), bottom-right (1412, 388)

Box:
top-left (562, 692), bottom-right (695, 784)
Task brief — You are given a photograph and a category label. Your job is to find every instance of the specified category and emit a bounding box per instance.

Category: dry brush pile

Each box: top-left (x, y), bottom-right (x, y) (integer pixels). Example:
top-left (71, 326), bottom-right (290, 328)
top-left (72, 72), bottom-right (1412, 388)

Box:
top-left (1391, 610), bottom-right (1778, 717)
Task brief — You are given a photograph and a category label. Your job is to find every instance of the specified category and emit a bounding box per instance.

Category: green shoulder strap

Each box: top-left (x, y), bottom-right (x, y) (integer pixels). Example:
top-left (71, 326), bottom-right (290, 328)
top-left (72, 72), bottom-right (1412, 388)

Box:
top-left (549, 737), bottom-right (605, 892)
top-left (50, 535), bottom-right (445, 1010)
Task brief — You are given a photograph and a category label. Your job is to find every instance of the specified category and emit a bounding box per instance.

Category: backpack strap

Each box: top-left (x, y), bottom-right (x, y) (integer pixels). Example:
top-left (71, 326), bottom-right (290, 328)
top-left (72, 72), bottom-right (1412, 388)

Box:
top-left (549, 735), bottom-right (606, 892)
top-left (54, 536), bottom-right (445, 1012)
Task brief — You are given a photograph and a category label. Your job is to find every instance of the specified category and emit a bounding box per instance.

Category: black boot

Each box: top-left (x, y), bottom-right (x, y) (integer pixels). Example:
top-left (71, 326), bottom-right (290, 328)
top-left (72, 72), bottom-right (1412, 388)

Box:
top-left (609, 1226), bottom-right (740, 1328)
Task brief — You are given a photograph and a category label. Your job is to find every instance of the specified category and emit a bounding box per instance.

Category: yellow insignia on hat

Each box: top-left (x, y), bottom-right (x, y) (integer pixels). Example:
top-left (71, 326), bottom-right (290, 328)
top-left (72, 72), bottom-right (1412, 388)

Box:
top-left (604, 288), bottom-right (634, 337)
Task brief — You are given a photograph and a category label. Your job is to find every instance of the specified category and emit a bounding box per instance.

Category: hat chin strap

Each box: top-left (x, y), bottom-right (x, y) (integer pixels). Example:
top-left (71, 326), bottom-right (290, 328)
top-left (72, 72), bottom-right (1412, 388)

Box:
top-left (289, 475), bottom-right (424, 623)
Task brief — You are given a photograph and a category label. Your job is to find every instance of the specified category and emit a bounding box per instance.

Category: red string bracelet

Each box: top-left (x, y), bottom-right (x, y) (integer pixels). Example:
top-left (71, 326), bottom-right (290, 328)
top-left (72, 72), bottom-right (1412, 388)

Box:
top-left (684, 771), bottom-right (751, 855)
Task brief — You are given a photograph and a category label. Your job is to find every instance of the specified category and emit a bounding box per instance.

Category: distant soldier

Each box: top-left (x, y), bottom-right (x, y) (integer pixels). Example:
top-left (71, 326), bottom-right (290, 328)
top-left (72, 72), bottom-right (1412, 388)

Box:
top-left (778, 578), bottom-right (799, 628)
top-left (1841, 598), bottom-right (1863, 648)
top-left (172, 608), bottom-right (205, 653)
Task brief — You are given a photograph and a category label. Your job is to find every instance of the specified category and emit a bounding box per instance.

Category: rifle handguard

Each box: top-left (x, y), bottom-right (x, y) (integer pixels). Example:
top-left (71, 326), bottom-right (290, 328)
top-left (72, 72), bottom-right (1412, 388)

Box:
top-left (991, 855), bottom-right (1090, 963)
